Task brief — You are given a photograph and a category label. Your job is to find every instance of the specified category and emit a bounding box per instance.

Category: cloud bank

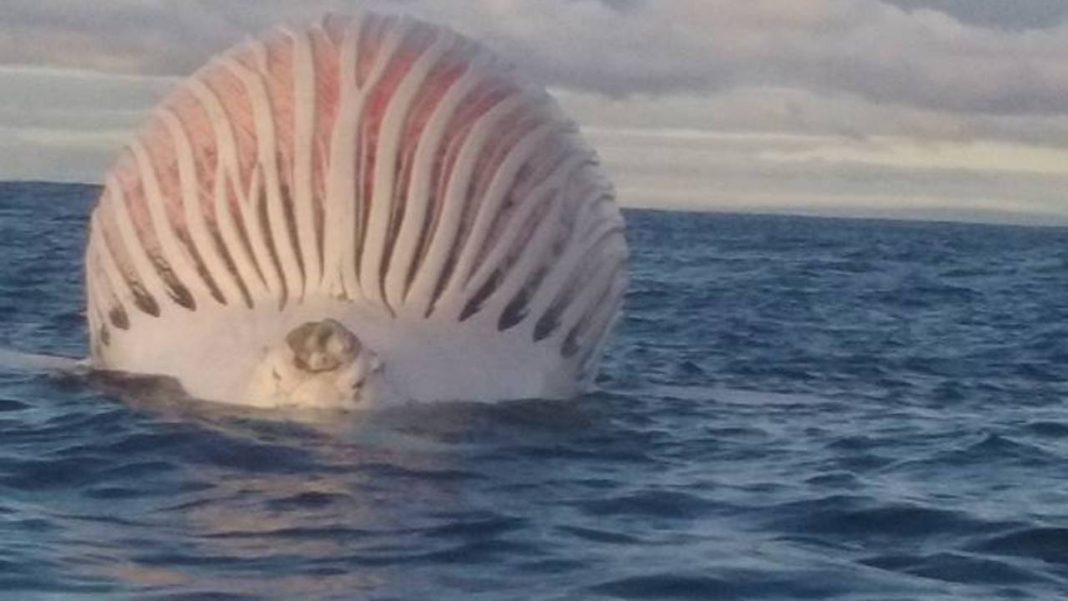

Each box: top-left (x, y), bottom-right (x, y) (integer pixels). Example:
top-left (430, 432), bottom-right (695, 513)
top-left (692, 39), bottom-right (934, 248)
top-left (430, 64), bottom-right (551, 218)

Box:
top-left (0, 0), bottom-right (1066, 224)
top-left (3, 0), bottom-right (1068, 115)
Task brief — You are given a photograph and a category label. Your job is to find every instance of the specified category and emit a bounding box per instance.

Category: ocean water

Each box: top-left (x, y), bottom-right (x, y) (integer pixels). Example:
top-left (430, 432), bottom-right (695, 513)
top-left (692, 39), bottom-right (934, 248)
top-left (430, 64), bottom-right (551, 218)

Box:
top-left (1, 180), bottom-right (1067, 600)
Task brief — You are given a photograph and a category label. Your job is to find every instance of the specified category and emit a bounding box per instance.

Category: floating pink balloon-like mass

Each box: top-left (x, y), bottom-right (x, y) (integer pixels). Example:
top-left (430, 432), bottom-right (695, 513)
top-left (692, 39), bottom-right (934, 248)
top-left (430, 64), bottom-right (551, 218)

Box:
top-left (85, 12), bottom-right (627, 408)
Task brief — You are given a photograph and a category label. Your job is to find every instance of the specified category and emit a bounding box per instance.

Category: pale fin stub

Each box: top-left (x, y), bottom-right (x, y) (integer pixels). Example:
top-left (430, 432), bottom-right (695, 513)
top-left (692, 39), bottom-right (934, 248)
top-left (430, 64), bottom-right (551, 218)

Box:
top-left (85, 11), bottom-right (628, 408)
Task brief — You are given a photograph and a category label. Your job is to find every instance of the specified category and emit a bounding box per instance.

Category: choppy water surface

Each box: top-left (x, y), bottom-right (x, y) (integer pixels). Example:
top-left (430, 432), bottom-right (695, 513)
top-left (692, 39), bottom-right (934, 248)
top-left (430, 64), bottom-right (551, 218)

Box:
top-left (1, 182), bottom-right (1067, 600)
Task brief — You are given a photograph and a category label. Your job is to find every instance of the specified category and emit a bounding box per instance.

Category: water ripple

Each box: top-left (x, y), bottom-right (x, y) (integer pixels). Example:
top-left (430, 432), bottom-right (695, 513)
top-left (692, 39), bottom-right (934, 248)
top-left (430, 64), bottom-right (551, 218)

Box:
top-left (3, 187), bottom-right (1068, 599)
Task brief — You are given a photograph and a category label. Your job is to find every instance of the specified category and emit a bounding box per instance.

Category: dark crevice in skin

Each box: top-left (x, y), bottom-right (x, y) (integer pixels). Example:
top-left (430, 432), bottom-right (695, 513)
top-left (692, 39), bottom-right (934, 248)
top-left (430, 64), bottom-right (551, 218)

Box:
top-left (148, 253), bottom-right (195, 310)
top-left (150, 152), bottom-right (226, 305)
top-left (402, 155), bottom-right (437, 299)
top-left (256, 180), bottom-right (288, 310)
top-left (380, 141), bottom-right (414, 310)
top-left (498, 286), bottom-right (530, 331)
top-left (402, 79), bottom-right (489, 302)
top-left (424, 199), bottom-right (467, 318)
top-left (108, 305), bottom-right (130, 330)
top-left (430, 169), bottom-right (501, 319)
top-left (532, 226), bottom-right (622, 342)
top-left (353, 120), bottom-right (372, 294)
top-left (337, 176), bottom-right (358, 303)
top-left (100, 219), bottom-right (162, 317)
top-left (425, 94), bottom-right (521, 318)
top-left (533, 305), bottom-right (560, 342)
top-left (205, 218), bottom-right (254, 309)
top-left (314, 145), bottom-right (327, 291)
top-left (181, 80), bottom-right (254, 309)
top-left (356, 26), bottom-right (428, 312)
top-left (560, 261), bottom-right (622, 359)
top-left (459, 269), bottom-right (500, 322)
top-left (490, 195), bottom-right (556, 331)
top-left (99, 324), bottom-right (110, 347)
top-left (127, 278), bottom-right (161, 317)
top-left (176, 228), bottom-right (227, 306)
top-left (533, 266), bottom-right (582, 343)
top-left (278, 181), bottom-right (306, 299)
top-left (408, 128), bottom-right (462, 308)
top-left (120, 172), bottom-right (196, 311)
top-left (497, 264), bottom-right (548, 332)
top-left (228, 176), bottom-right (270, 302)
top-left (451, 132), bottom-right (566, 323)
top-left (458, 193), bottom-right (540, 324)
top-left (468, 141), bottom-right (561, 288)
top-left (561, 322), bottom-right (581, 358)
top-left (381, 46), bottom-right (445, 308)
top-left (392, 43), bottom-right (463, 301)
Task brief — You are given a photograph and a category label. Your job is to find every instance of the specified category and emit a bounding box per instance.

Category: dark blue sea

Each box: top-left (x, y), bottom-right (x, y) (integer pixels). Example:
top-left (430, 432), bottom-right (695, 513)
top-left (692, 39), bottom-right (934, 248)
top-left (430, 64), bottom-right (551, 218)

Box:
top-left (1, 181), bottom-right (1067, 600)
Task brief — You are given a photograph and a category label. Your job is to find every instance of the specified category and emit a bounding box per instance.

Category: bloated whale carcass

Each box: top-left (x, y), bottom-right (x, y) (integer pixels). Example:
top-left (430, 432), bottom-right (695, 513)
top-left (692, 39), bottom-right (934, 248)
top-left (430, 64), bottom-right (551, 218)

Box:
top-left (84, 12), bottom-right (628, 409)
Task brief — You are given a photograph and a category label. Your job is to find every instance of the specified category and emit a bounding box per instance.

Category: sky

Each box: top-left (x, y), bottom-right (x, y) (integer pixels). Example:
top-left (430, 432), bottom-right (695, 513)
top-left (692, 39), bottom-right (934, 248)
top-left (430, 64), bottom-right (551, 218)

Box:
top-left (2, 0), bottom-right (1068, 225)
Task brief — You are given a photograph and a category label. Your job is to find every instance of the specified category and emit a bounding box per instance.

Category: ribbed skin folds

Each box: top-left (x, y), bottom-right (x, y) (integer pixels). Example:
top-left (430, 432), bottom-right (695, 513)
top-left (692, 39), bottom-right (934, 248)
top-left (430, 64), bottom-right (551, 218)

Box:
top-left (85, 12), bottom-right (627, 406)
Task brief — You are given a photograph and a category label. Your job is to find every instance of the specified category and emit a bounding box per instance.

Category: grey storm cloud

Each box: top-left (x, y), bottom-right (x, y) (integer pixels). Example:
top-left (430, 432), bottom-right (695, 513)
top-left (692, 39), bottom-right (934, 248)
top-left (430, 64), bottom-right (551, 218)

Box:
top-left (1, 0), bottom-right (1067, 117)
